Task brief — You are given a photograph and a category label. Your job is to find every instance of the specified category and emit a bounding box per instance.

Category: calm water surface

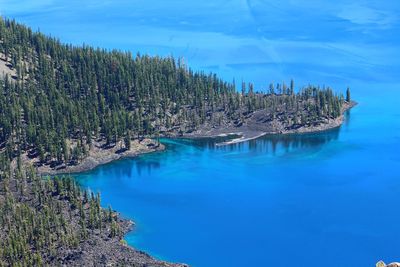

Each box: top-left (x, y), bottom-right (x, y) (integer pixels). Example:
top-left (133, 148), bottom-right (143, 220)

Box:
top-left (1, 0), bottom-right (400, 266)
top-left (75, 85), bottom-right (400, 267)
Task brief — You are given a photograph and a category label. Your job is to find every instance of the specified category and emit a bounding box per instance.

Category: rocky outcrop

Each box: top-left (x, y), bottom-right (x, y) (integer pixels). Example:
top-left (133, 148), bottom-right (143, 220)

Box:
top-left (377, 261), bottom-right (400, 267)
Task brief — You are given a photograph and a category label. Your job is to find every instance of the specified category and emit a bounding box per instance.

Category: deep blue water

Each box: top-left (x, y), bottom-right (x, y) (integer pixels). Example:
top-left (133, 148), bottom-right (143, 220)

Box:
top-left (1, 0), bottom-right (400, 266)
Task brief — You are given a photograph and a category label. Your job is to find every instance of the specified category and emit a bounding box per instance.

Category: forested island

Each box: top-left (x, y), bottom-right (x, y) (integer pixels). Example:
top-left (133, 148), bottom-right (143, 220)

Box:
top-left (0, 18), bottom-right (356, 266)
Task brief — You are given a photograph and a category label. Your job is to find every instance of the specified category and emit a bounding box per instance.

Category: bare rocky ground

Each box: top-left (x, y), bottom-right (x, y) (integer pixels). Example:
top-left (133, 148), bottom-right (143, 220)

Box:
top-left (22, 138), bottom-right (164, 175)
top-left (0, 55), bottom-right (17, 79)
top-left (49, 215), bottom-right (187, 267)
top-left (62, 217), bottom-right (187, 267)
top-left (182, 101), bottom-right (357, 145)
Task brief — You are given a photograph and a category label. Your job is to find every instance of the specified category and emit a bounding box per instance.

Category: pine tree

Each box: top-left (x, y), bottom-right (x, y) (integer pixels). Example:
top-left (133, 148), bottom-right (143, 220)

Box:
top-left (124, 133), bottom-right (131, 150)
top-left (346, 87), bottom-right (351, 102)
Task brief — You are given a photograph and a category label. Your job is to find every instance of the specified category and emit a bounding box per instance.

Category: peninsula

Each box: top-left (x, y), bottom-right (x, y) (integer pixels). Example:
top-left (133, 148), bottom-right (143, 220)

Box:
top-left (0, 18), bottom-right (356, 266)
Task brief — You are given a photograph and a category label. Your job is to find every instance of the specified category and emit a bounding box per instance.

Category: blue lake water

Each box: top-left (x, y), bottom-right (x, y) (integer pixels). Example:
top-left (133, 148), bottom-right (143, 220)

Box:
top-left (1, 0), bottom-right (400, 266)
top-left (75, 86), bottom-right (400, 267)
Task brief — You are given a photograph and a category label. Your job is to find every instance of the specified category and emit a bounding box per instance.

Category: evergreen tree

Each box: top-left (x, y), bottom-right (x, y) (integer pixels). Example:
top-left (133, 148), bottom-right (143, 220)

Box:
top-left (124, 134), bottom-right (131, 150)
top-left (346, 87), bottom-right (351, 102)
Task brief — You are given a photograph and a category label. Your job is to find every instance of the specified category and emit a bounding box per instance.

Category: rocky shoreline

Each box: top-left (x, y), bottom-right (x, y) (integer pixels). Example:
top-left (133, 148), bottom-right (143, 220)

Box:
top-left (27, 138), bottom-right (165, 176)
top-left (34, 101), bottom-right (356, 176)
top-left (184, 101), bottom-right (357, 145)
top-left (72, 213), bottom-right (188, 267)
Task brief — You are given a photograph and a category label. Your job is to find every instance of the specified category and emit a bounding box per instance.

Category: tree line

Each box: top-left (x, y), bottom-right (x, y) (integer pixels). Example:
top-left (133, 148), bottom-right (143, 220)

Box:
top-left (0, 18), bottom-right (349, 167)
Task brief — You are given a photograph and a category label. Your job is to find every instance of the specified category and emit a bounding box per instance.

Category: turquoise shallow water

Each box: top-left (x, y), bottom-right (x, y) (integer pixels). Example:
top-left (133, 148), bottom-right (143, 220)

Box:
top-left (1, 0), bottom-right (400, 266)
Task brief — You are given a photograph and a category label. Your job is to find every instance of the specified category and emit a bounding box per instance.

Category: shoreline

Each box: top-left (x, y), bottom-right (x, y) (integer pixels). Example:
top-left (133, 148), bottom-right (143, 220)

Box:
top-left (24, 101), bottom-right (356, 267)
top-left (32, 138), bottom-right (165, 176)
top-left (37, 101), bottom-right (357, 176)
top-left (24, 139), bottom-right (187, 266)
top-left (111, 213), bottom-right (188, 267)
top-left (188, 101), bottom-right (358, 146)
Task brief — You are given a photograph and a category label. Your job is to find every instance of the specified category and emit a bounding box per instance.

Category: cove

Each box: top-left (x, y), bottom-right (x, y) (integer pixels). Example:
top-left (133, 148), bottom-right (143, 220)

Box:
top-left (75, 85), bottom-right (400, 267)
